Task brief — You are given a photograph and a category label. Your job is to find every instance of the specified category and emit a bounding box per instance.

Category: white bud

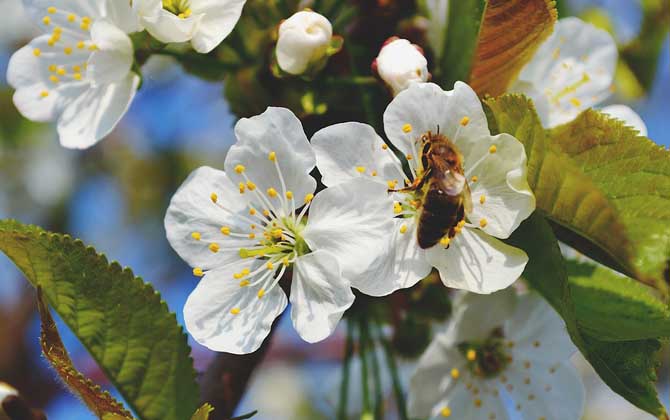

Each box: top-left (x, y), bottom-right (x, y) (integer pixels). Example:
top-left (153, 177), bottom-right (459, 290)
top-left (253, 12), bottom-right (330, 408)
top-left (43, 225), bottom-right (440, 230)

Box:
top-left (375, 38), bottom-right (429, 95)
top-left (0, 382), bottom-right (18, 420)
top-left (276, 11), bottom-right (333, 75)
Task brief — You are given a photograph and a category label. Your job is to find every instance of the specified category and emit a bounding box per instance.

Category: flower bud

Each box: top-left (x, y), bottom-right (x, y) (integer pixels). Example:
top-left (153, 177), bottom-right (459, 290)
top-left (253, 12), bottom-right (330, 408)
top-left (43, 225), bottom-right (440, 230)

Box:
top-left (276, 11), bottom-right (334, 76)
top-left (373, 37), bottom-right (429, 95)
top-left (0, 383), bottom-right (18, 420)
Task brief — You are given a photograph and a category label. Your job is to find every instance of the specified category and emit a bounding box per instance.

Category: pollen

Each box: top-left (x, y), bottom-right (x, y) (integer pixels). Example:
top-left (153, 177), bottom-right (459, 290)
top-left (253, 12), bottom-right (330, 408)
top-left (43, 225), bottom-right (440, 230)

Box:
top-left (73, 73), bottom-right (82, 81)
top-left (479, 195), bottom-right (486, 205)
top-left (239, 183), bottom-right (246, 194)
top-left (570, 97), bottom-right (581, 107)
top-left (246, 181), bottom-right (256, 191)
top-left (33, 48), bottom-right (42, 57)
top-left (460, 116), bottom-right (470, 126)
top-left (68, 13), bottom-right (77, 22)
top-left (230, 308), bottom-right (241, 315)
top-left (48, 64), bottom-right (57, 72)
top-left (42, 16), bottom-right (51, 25)
top-left (406, 154), bottom-right (413, 160)
top-left (47, 6), bottom-right (56, 13)
top-left (271, 229), bottom-right (283, 238)
top-left (88, 44), bottom-right (98, 51)
top-left (356, 166), bottom-right (366, 174)
top-left (193, 267), bottom-right (204, 277)
top-left (209, 243), bottom-right (220, 253)
top-left (471, 176), bottom-right (478, 183)
top-left (399, 224), bottom-right (408, 234)
top-left (440, 407), bottom-right (452, 417)
top-left (371, 170), bottom-right (378, 177)
top-left (402, 123), bottom-right (413, 133)
top-left (234, 164), bottom-right (246, 174)
top-left (387, 180), bottom-right (398, 189)
top-left (257, 288), bottom-right (266, 299)
top-left (286, 191), bottom-right (294, 199)
top-left (248, 233), bottom-right (256, 240)
top-left (40, 90), bottom-right (49, 98)
top-left (489, 145), bottom-right (497, 154)
top-left (64, 46), bottom-right (73, 55)
top-left (282, 257), bottom-right (290, 266)
top-left (440, 237), bottom-right (451, 247)
top-left (267, 188), bottom-right (278, 198)
top-left (72, 65), bottom-right (82, 72)
top-left (239, 280), bottom-right (250, 287)
top-left (479, 218), bottom-right (488, 228)
top-left (210, 193), bottom-right (218, 203)
top-left (77, 41), bottom-right (85, 49)
top-left (266, 262), bottom-right (274, 270)
top-left (474, 399), bottom-right (482, 408)
top-left (249, 208), bottom-right (257, 216)
top-left (393, 203), bottom-right (402, 214)
top-left (56, 67), bottom-right (66, 75)
top-left (268, 151), bottom-right (277, 162)
top-left (382, 144), bottom-right (389, 150)
top-left (263, 209), bottom-right (271, 216)
top-left (221, 226), bottom-right (231, 235)
top-left (191, 232), bottom-right (202, 241)
top-left (304, 193), bottom-right (314, 203)
top-left (450, 368), bottom-right (460, 379)
top-left (466, 349), bottom-right (477, 361)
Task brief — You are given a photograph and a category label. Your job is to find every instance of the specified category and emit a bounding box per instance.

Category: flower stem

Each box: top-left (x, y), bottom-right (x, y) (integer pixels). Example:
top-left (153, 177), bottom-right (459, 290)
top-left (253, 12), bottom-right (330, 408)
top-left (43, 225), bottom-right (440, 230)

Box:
top-left (358, 316), bottom-right (372, 418)
top-left (374, 320), bottom-right (409, 420)
top-left (364, 316), bottom-right (384, 419)
top-left (337, 320), bottom-right (355, 420)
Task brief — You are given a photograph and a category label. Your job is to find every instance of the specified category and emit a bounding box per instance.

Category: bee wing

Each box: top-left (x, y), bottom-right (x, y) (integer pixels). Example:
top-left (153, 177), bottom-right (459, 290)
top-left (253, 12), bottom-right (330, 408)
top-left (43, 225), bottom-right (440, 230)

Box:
top-left (440, 170), bottom-right (466, 196)
top-left (463, 180), bottom-right (473, 215)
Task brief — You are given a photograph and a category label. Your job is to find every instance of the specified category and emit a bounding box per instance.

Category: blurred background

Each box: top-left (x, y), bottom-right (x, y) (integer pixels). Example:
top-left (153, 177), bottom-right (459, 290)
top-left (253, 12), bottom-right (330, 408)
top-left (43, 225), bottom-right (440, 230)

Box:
top-left (0, 0), bottom-right (668, 418)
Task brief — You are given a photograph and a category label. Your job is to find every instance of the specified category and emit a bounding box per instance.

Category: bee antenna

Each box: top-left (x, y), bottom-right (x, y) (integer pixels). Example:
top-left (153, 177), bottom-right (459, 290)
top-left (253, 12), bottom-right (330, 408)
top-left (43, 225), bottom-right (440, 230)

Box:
top-left (437, 125), bottom-right (441, 134)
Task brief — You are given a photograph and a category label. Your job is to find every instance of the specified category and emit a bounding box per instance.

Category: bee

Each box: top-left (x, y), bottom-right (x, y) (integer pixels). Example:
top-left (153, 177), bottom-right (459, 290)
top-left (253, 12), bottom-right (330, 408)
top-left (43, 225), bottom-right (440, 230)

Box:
top-left (406, 130), bottom-right (473, 249)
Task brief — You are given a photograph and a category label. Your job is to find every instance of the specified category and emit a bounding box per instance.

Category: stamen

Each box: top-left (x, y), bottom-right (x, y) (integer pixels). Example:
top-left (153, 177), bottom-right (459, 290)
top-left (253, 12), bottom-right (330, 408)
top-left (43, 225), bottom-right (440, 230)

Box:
top-left (466, 349), bottom-right (477, 361)
top-left (489, 145), bottom-right (497, 154)
top-left (230, 307), bottom-right (241, 315)
top-left (356, 166), bottom-right (366, 174)
top-left (479, 219), bottom-right (488, 228)
top-left (399, 224), bottom-right (408, 234)
top-left (480, 195), bottom-right (486, 205)
top-left (235, 164), bottom-right (246, 174)
top-left (209, 243), bottom-right (220, 253)
top-left (402, 123), bottom-right (413, 133)
top-left (460, 116), bottom-right (470, 126)
top-left (246, 181), bottom-right (256, 191)
top-left (267, 188), bottom-right (278, 198)
top-left (440, 237), bottom-right (450, 247)
top-left (33, 48), bottom-right (42, 57)
top-left (440, 407), bottom-right (452, 417)
top-left (210, 193), bottom-right (218, 203)
top-left (268, 151), bottom-right (276, 162)
top-left (193, 267), bottom-right (204, 277)
top-left (450, 368), bottom-right (460, 379)
top-left (191, 232), bottom-right (202, 240)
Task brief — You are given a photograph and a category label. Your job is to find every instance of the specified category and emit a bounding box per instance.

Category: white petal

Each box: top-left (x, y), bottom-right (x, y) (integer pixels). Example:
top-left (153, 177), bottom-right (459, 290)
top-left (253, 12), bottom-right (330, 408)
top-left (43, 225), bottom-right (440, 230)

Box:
top-left (164, 166), bottom-right (253, 270)
top-left (505, 362), bottom-right (585, 420)
top-left (225, 107), bottom-right (317, 213)
top-left (376, 38), bottom-right (429, 95)
top-left (601, 104), bottom-right (648, 136)
top-left (311, 122), bottom-right (405, 187)
top-left (290, 250), bottom-right (355, 343)
top-left (57, 72), bottom-right (139, 149)
top-left (189, 0), bottom-right (247, 53)
top-left (443, 290), bottom-right (518, 344)
top-left (428, 379), bottom-right (507, 420)
top-left (23, 0), bottom-right (104, 23)
top-left (427, 228), bottom-right (527, 294)
top-left (184, 260), bottom-right (287, 354)
top-left (463, 133), bottom-right (535, 239)
top-left (383, 82), bottom-right (490, 162)
top-left (87, 20), bottom-right (133, 86)
top-left (513, 17), bottom-right (617, 128)
top-left (302, 178), bottom-right (396, 295)
top-left (408, 338), bottom-right (464, 418)
top-left (134, 0), bottom-right (201, 44)
top-left (507, 293), bottom-right (576, 363)
top-left (276, 10), bottom-right (333, 75)
top-left (101, 0), bottom-right (142, 33)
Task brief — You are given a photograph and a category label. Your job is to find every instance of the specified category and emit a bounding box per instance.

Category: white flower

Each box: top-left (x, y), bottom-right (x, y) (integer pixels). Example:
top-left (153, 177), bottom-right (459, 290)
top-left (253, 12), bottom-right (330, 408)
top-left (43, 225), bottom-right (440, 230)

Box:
top-left (511, 17), bottom-right (647, 135)
top-left (374, 37), bottom-right (429, 95)
top-left (133, 0), bottom-right (246, 54)
top-left (7, 0), bottom-right (141, 149)
top-left (0, 382), bottom-right (18, 420)
top-left (408, 290), bottom-right (585, 420)
top-left (276, 10), bottom-right (333, 76)
top-left (165, 107), bottom-right (394, 354)
top-left (312, 82), bottom-right (535, 296)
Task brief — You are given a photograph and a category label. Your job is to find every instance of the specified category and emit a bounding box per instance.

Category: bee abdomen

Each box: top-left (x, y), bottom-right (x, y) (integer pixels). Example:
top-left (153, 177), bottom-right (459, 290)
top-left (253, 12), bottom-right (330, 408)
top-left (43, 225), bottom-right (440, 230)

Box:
top-left (417, 185), bottom-right (464, 249)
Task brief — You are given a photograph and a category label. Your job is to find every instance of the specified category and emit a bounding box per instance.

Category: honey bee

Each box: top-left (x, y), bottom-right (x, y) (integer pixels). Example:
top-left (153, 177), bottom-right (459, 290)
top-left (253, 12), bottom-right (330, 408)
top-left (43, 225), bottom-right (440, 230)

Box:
top-left (408, 130), bottom-right (473, 249)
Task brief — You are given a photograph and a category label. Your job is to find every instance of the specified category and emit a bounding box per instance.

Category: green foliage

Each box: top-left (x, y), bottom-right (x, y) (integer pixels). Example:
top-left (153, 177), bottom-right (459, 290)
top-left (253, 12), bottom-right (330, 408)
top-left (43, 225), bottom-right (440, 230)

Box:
top-left (37, 289), bottom-right (134, 419)
top-left (190, 404), bottom-right (214, 420)
top-left (0, 220), bottom-right (199, 420)
top-left (550, 109), bottom-right (670, 288)
top-left (508, 215), bottom-right (665, 416)
top-left (484, 94), bottom-right (638, 279)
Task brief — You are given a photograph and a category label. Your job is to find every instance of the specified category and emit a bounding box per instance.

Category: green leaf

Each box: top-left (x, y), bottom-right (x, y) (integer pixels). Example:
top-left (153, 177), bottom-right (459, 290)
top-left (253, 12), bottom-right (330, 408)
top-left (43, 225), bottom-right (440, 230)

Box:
top-left (0, 220), bottom-right (199, 420)
top-left (484, 94), bottom-right (637, 279)
top-left (568, 260), bottom-right (670, 341)
top-left (508, 214), bottom-right (665, 416)
top-left (190, 404), bottom-right (214, 420)
top-left (37, 288), bottom-right (134, 420)
top-left (549, 109), bottom-right (670, 287)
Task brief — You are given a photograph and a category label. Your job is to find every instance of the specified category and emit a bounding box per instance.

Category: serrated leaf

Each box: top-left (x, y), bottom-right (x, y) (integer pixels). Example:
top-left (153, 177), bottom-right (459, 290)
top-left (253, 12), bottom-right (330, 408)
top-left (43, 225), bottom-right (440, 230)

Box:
top-left (0, 220), bottom-right (199, 420)
top-left (469, 0), bottom-right (557, 96)
top-left (508, 214), bottom-right (665, 416)
top-left (484, 94), bottom-right (637, 278)
top-left (37, 288), bottom-right (134, 420)
top-left (437, 0), bottom-right (556, 96)
top-left (550, 109), bottom-right (670, 286)
top-left (190, 404), bottom-right (214, 420)
top-left (568, 260), bottom-right (670, 341)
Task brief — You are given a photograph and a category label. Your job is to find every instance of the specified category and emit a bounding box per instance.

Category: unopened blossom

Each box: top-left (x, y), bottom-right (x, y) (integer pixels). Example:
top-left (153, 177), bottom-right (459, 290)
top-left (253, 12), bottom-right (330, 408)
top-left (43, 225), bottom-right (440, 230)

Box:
top-left (511, 17), bottom-right (647, 135)
top-left (408, 290), bottom-right (585, 420)
top-left (312, 82), bottom-right (535, 296)
top-left (0, 382), bottom-right (18, 420)
top-left (165, 107), bottom-right (393, 354)
top-left (374, 37), bottom-right (429, 95)
top-left (7, 0), bottom-right (141, 149)
top-left (133, 0), bottom-right (246, 53)
top-left (276, 10), bottom-right (333, 76)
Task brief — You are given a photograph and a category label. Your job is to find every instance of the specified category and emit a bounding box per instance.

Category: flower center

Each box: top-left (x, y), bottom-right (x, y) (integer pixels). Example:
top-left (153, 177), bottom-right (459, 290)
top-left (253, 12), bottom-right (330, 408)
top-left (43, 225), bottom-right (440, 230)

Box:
top-left (458, 327), bottom-right (511, 379)
top-left (162, 0), bottom-right (192, 18)
top-left (34, 6), bottom-right (97, 98)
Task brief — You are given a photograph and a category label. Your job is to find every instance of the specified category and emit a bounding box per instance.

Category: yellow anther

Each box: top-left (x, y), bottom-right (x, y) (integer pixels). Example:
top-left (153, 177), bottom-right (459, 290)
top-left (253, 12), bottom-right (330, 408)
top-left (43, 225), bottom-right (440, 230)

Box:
top-left (268, 151), bottom-right (277, 162)
top-left (191, 232), bottom-right (202, 240)
top-left (234, 164), bottom-right (245, 174)
top-left (257, 289), bottom-right (266, 299)
top-left (356, 166), bottom-right (366, 174)
top-left (42, 16), bottom-right (51, 25)
top-left (47, 6), bottom-right (57, 13)
top-left (304, 194), bottom-right (314, 203)
top-left (393, 203), bottom-right (402, 214)
top-left (474, 399), bottom-right (482, 408)
top-left (471, 176), bottom-right (479, 183)
top-left (220, 226), bottom-right (231, 236)
top-left (48, 75), bottom-right (59, 84)
top-left (73, 73), bottom-right (82, 81)
top-left (250, 224), bottom-right (256, 230)
top-left (77, 41), bottom-right (85, 49)
top-left (479, 218), bottom-right (488, 228)
top-left (371, 170), bottom-right (378, 177)
top-left (249, 208), bottom-right (257, 216)
top-left (246, 181), bottom-right (256, 191)
top-left (489, 145), bottom-right (497, 154)
top-left (450, 368), bottom-right (460, 379)
top-left (406, 154), bottom-right (413, 161)
top-left (81, 16), bottom-right (92, 24)
top-left (64, 46), bottom-right (73, 55)
top-left (460, 116), bottom-right (470, 126)
top-left (88, 44), bottom-right (98, 51)
top-left (53, 26), bottom-right (62, 34)
top-left (387, 180), bottom-right (398, 189)
top-left (47, 38), bottom-right (56, 46)
top-left (440, 237), bottom-right (451, 247)
top-left (239, 280), bottom-right (250, 287)
top-left (33, 48), bottom-right (42, 57)
top-left (266, 262), bottom-right (274, 270)
top-left (48, 64), bottom-right (57, 72)
top-left (286, 191), bottom-right (294, 199)
top-left (267, 188), bottom-right (278, 198)
top-left (193, 267), bottom-right (204, 277)
top-left (570, 97), bottom-right (581, 107)
top-left (263, 209), bottom-right (271, 217)
top-left (402, 123), bottom-right (413, 133)
top-left (242, 268), bottom-right (250, 275)
top-left (440, 407), bottom-right (452, 417)
top-left (411, 200), bottom-right (421, 209)
top-left (382, 144), bottom-right (389, 150)
top-left (282, 257), bottom-right (290, 266)
top-left (72, 65), bottom-right (82, 72)
top-left (458, 220), bottom-right (467, 229)
top-left (56, 67), bottom-right (66, 75)
top-left (230, 308), bottom-right (241, 315)
top-left (40, 90), bottom-right (49, 98)
top-left (68, 13), bottom-right (77, 22)
top-left (479, 195), bottom-right (486, 205)
top-left (248, 233), bottom-right (256, 240)
top-left (399, 224), bottom-right (408, 234)
top-left (271, 229), bottom-right (283, 239)
top-left (233, 272), bottom-right (243, 280)
top-left (239, 183), bottom-right (246, 194)
top-left (466, 349), bottom-right (477, 361)
top-left (209, 193), bottom-right (218, 203)
top-left (209, 243), bottom-right (220, 253)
